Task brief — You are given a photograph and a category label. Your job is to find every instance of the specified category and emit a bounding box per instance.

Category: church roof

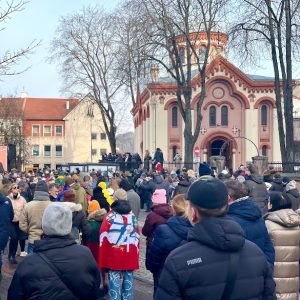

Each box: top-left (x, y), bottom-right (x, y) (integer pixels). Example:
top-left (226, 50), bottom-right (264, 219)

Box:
top-left (246, 74), bottom-right (274, 82)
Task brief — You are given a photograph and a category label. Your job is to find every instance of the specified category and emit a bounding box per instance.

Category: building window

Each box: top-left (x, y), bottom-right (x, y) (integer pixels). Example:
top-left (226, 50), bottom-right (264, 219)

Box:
top-left (91, 133), bottom-right (97, 140)
top-left (221, 106), bottom-right (228, 126)
top-left (100, 133), bottom-right (106, 140)
top-left (55, 145), bottom-right (62, 157)
top-left (209, 106), bottom-right (216, 126)
top-left (261, 104), bottom-right (268, 126)
top-left (43, 125), bottom-right (51, 135)
top-left (172, 106), bottom-right (178, 128)
top-left (100, 148), bottom-right (107, 155)
top-left (179, 48), bottom-right (185, 64)
top-left (32, 125), bottom-right (40, 136)
top-left (55, 125), bottom-right (63, 135)
top-left (44, 164), bottom-right (51, 169)
top-left (32, 145), bottom-right (39, 156)
top-left (172, 146), bottom-right (177, 159)
top-left (199, 45), bottom-right (207, 62)
top-left (92, 149), bottom-right (97, 156)
top-left (44, 145), bottom-right (51, 157)
top-left (262, 145), bottom-right (268, 156)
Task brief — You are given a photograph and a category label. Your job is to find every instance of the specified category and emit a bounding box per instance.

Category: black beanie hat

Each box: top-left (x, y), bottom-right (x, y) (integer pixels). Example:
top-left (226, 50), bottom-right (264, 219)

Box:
top-left (186, 178), bottom-right (228, 209)
top-left (199, 162), bottom-right (212, 177)
top-left (35, 180), bottom-right (49, 193)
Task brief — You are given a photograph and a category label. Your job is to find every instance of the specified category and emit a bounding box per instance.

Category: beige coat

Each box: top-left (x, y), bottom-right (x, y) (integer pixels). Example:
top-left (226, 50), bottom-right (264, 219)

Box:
top-left (7, 193), bottom-right (27, 222)
top-left (264, 209), bottom-right (300, 300)
top-left (19, 199), bottom-right (51, 244)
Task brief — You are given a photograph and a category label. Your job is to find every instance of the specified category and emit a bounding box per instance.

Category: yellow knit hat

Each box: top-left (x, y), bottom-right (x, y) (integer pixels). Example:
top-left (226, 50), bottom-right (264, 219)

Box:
top-left (88, 200), bottom-right (100, 213)
top-left (98, 182), bottom-right (106, 189)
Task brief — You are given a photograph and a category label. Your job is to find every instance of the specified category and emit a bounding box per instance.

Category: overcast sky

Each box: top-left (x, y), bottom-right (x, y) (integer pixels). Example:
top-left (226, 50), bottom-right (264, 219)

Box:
top-left (0, 0), bottom-right (299, 99)
top-left (0, 0), bottom-right (120, 98)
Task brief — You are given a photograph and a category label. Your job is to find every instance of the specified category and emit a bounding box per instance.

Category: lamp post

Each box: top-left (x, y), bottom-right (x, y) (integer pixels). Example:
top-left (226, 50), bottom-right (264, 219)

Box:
top-left (232, 126), bottom-right (259, 157)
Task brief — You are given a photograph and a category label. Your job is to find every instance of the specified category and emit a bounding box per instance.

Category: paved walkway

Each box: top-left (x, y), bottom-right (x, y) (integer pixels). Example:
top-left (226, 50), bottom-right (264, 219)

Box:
top-left (0, 209), bottom-right (153, 300)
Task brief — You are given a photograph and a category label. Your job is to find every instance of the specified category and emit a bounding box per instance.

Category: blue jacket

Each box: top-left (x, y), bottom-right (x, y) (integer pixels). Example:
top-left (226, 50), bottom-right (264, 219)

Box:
top-left (0, 192), bottom-right (14, 250)
top-left (155, 216), bottom-right (276, 300)
top-left (146, 215), bottom-right (192, 274)
top-left (228, 197), bottom-right (275, 265)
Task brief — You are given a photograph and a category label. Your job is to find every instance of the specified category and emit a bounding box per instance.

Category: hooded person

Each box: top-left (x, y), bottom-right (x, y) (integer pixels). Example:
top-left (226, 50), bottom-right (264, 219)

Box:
top-left (142, 174), bottom-right (172, 201)
top-left (198, 162), bottom-right (213, 179)
top-left (244, 164), bottom-right (268, 213)
top-left (282, 179), bottom-right (300, 211)
top-left (99, 188), bottom-right (140, 300)
top-left (8, 202), bottom-right (102, 300)
top-left (142, 189), bottom-right (172, 247)
top-left (225, 180), bottom-right (275, 266)
top-left (86, 200), bottom-right (107, 262)
top-left (19, 180), bottom-right (51, 254)
top-left (155, 178), bottom-right (276, 300)
top-left (269, 173), bottom-right (284, 192)
top-left (62, 190), bottom-right (91, 244)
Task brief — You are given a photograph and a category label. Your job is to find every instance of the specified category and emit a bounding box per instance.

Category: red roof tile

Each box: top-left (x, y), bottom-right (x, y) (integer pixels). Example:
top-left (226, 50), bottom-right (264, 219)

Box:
top-left (1, 98), bottom-right (79, 120)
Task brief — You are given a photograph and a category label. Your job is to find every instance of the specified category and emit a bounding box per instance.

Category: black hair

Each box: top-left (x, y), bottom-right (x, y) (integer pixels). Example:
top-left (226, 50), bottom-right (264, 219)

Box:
top-left (269, 192), bottom-right (292, 212)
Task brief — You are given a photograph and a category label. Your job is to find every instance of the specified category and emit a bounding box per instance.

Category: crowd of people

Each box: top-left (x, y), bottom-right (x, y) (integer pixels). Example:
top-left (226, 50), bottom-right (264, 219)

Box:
top-left (0, 159), bottom-right (299, 299)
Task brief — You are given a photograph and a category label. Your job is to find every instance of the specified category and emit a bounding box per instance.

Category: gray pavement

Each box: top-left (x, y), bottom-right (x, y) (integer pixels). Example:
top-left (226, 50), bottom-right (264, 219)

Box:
top-left (0, 209), bottom-right (153, 300)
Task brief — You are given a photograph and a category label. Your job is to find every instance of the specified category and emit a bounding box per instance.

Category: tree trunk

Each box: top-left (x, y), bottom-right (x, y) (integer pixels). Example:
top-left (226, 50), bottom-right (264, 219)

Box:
top-left (284, 0), bottom-right (294, 171)
top-left (183, 106), bottom-right (195, 169)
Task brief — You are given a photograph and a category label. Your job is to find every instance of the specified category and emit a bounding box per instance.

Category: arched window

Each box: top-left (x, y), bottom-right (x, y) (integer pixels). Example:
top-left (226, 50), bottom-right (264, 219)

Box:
top-left (179, 48), bottom-right (185, 64)
top-left (221, 106), bottom-right (228, 126)
top-left (262, 145), bottom-right (268, 156)
top-left (209, 106), bottom-right (216, 126)
top-left (261, 104), bottom-right (268, 126)
top-left (199, 45), bottom-right (207, 62)
top-left (172, 106), bottom-right (178, 128)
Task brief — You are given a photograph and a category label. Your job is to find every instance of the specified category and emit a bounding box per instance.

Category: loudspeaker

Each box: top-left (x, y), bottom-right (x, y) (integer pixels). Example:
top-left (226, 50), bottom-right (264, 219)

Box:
top-left (8, 144), bottom-right (16, 161)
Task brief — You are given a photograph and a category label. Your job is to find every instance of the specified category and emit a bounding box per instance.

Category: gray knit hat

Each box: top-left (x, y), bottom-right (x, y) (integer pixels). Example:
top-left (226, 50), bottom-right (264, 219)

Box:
top-left (42, 203), bottom-right (72, 236)
top-left (35, 180), bottom-right (49, 193)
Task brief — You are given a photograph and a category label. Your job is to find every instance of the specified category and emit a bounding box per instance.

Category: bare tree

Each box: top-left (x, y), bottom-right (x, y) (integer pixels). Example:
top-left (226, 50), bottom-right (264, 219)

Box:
top-left (136, 0), bottom-right (228, 167)
top-left (113, 0), bottom-right (150, 107)
top-left (0, 0), bottom-right (39, 77)
top-left (229, 0), bottom-right (300, 170)
top-left (50, 6), bottom-right (126, 153)
top-left (0, 98), bottom-right (30, 169)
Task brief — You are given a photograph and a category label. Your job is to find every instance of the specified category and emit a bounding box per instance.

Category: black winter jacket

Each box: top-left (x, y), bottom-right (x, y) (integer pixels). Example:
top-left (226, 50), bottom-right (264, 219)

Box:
top-left (270, 178), bottom-right (284, 192)
top-left (155, 216), bottom-right (276, 300)
top-left (0, 193), bottom-right (13, 250)
top-left (8, 236), bottom-right (101, 300)
top-left (244, 174), bottom-right (267, 212)
top-left (146, 215), bottom-right (192, 274)
top-left (173, 180), bottom-right (191, 198)
top-left (143, 175), bottom-right (172, 200)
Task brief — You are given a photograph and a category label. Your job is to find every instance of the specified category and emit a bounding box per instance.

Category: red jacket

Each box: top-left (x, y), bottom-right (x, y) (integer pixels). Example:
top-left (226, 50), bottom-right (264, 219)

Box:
top-left (99, 200), bottom-right (140, 270)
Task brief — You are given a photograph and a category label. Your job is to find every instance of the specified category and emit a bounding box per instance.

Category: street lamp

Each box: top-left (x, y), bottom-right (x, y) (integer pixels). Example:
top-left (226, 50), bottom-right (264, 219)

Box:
top-left (232, 126), bottom-right (259, 157)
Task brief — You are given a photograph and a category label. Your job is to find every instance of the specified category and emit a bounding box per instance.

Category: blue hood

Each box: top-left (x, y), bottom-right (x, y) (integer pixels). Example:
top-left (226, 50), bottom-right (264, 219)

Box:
top-left (228, 198), bottom-right (261, 221)
top-left (167, 216), bottom-right (192, 239)
top-left (188, 216), bottom-right (245, 251)
top-left (0, 193), bottom-right (9, 205)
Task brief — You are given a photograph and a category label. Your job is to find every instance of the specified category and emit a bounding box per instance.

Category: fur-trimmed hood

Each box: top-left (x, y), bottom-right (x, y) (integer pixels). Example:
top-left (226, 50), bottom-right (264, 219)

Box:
top-left (88, 208), bottom-right (107, 221)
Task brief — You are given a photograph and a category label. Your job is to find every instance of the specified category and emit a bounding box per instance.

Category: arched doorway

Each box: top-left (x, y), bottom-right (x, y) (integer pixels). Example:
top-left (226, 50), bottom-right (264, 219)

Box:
top-left (210, 139), bottom-right (232, 169)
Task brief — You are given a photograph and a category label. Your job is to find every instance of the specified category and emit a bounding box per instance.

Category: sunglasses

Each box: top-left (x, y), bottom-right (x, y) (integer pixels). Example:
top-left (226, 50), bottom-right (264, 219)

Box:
top-left (11, 186), bottom-right (19, 190)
